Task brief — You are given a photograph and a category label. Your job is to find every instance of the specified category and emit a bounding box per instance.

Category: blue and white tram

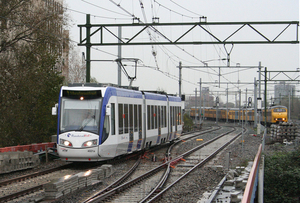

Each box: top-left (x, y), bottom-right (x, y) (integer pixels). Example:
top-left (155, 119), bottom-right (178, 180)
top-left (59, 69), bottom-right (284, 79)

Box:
top-left (52, 84), bottom-right (183, 162)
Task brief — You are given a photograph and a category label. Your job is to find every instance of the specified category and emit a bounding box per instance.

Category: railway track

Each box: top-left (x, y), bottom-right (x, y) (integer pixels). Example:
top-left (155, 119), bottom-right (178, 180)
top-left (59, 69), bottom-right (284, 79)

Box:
top-left (149, 127), bottom-right (245, 202)
top-left (0, 163), bottom-right (73, 202)
top-left (82, 126), bottom-right (244, 203)
top-left (0, 126), bottom-right (224, 202)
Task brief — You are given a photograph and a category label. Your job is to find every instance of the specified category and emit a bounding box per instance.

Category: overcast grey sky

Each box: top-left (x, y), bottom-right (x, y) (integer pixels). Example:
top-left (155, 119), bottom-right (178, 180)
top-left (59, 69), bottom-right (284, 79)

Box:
top-left (64, 0), bottom-right (299, 104)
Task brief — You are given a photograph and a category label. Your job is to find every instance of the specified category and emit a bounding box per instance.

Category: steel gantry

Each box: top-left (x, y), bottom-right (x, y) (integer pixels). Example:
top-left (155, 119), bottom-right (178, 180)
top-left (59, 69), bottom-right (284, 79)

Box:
top-left (78, 19), bottom-right (299, 46)
top-left (78, 14), bottom-right (299, 82)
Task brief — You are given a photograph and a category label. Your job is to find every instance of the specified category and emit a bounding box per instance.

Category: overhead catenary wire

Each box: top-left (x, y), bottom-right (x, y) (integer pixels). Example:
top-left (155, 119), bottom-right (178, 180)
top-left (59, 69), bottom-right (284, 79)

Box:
top-left (81, 0), bottom-right (131, 17)
top-left (169, 0), bottom-right (205, 17)
top-left (139, 0), bottom-right (160, 69)
top-left (68, 1), bottom-right (254, 93)
top-left (66, 7), bottom-right (132, 20)
top-left (153, 0), bottom-right (237, 87)
top-left (153, 0), bottom-right (198, 20)
top-left (108, 0), bottom-right (236, 90)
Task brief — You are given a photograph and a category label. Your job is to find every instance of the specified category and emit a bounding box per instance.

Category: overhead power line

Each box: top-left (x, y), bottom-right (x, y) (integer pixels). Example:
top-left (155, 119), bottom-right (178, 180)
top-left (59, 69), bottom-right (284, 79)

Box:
top-left (169, 0), bottom-right (205, 17)
top-left (81, 0), bottom-right (131, 17)
top-left (66, 6), bottom-right (131, 20)
top-left (153, 0), bottom-right (199, 19)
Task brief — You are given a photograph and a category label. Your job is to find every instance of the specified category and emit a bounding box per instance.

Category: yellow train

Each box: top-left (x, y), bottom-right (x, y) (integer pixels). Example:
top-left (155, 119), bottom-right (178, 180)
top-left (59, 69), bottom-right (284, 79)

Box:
top-left (190, 105), bottom-right (288, 125)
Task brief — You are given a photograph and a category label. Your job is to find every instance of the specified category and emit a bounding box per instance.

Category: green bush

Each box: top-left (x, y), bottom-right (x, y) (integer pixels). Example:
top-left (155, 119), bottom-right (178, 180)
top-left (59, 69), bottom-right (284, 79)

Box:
top-left (183, 113), bottom-right (193, 132)
top-left (264, 149), bottom-right (300, 203)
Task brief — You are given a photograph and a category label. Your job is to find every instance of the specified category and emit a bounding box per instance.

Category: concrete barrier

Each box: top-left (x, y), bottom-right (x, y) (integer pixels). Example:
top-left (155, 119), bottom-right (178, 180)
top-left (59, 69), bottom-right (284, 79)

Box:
top-left (44, 164), bottom-right (114, 200)
top-left (0, 151), bottom-right (40, 174)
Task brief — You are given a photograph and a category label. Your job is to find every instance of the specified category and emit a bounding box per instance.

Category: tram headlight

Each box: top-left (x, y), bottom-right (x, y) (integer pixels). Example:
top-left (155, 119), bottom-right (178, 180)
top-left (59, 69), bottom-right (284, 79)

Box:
top-left (82, 139), bottom-right (97, 147)
top-left (60, 139), bottom-right (73, 147)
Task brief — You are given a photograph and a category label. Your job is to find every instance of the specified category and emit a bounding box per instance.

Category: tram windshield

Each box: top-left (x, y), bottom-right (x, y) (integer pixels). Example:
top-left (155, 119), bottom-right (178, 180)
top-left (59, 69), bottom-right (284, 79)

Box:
top-left (60, 98), bottom-right (102, 134)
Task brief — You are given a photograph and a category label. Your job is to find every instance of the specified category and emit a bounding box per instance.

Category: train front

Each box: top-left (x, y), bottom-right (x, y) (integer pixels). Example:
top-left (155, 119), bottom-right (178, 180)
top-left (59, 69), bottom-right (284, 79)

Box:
top-left (56, 86), bottom-right (104, 161)
top-left (271, 106), bottom-right (288, 123)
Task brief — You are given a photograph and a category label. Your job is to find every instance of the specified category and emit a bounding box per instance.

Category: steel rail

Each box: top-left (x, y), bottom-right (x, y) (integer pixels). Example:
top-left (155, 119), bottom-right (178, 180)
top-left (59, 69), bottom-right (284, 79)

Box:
top-left (0, 185), bottom-right (43, 202)
top-left (82, 126), bottom-right (228, 203)
top-left (0, 163), bottom-right (72, 187)
top-left (83, 157), bottom-right (141, 203)
top-left (140, 126), bottom-right (238, 202)
top-left (147, 127), bottom-right (246, 202)
top-left (139, 142), bottom-right (176, 203)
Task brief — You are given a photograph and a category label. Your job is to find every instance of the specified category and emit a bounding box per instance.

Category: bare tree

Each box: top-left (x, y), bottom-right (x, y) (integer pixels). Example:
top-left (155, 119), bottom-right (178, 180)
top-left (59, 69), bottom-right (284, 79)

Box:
top-left (0, 0), bottom-right (66, 146)
top-left (68, 44), bottom-right (86, 83)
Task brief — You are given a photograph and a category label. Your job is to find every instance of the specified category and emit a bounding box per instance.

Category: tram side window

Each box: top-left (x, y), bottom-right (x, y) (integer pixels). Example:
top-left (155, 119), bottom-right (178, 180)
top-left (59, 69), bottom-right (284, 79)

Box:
top-left (102, 115), bottom-right (110, 143)
top-left (158, 106), bottom-right (161, 128)
top-left (147, 105), bottom-right (151, 130)
top-left (111, 103), bottom-right (115, 135)
top-left (151, 105), bottom-right (154, 129)
top-left (173, 107), bottom-right (176, 126)
top-left (164, 106), bottom-right (167, 127)
top-left (161, 106), bottom-right (163, 128)
top-left (180, 107), bottom-right (182, 124)
top-left (162, 106), bottom-right (164, 127)
top-left (170, 106), bottom-right (174, 127)
top-left (178, 107), bottom-right (181, 125)
top-left (124, 104), bottom-right (129, 134)
top-left (134, 105), bottom-right (138, 132)
top-left (154, 106), bottom-right (157, 129)
top-left (170, 106), bottom-right (172, 127)
top-left (176, 107), bottom-right (179, 125)
top-left (129, 104), bottom-right (133, 132)
top-left (118, 104), bottom-right (123, 134)
top-left (138, 105), bottom-right (142, 132)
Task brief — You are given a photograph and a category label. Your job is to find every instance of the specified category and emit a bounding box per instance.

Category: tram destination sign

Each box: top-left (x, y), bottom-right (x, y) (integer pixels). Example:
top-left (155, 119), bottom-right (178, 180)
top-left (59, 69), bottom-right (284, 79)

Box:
top-left (63, 90), bottom-right (102, 99)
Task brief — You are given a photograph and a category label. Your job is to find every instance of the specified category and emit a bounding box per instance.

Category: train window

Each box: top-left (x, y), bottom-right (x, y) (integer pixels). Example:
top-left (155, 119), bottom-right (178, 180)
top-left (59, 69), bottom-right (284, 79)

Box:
top-left (169, 107), bottom-right (172, 132)
top-left (161, 106), bottom-right (163, 127)
top-left (178, 107), bottom-right (180, 125)
top-left (164, 106), bottom-right (167, 127)
top-left (118, 104), bottom-right (123, 134)
top-left (178, 107), bottom-right (181, 125)
top-left (176, 107), bottom-right (178, 125)
top-left (162, 106), bottom-right (164, 127)
top-left (60, 98), bottom-right (101, 134)
top-left (151, 105), bottom-right (154, 129)
top-left (158, 106), bottom-right (161, 129)
top-left (175, 107), bottom-right (178, 131)
top-left (161, 106), bottom-right (166, 127)
top-left (171, 106), bottom-right (174, 126)
top-left (154, 106), bottom-right (157, 129)
top-left (274, 108), bottom-right (286, 112)
top-left (173, 107), bottom-right (176, 125)
top-left (134, 105), bottom-right (138, 132)
top-left (180, 107), bottom-right (182, 124)
top-left (124, 104), bottom-right (129, 134)
top-left (138, 105), bottom-right (142, 133)
top-left (102, 115), bottom-right (110, 143)
top-left (129, 104), bottom-right (133, 133)
top-left (175, 107), bottom-right (177, 126)
top-left (173, 107), bottom-right (176, 126)
top-left (111, 103), bottom-right (115, 135)
top-left (147, 105), bottom-right (151, 130)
